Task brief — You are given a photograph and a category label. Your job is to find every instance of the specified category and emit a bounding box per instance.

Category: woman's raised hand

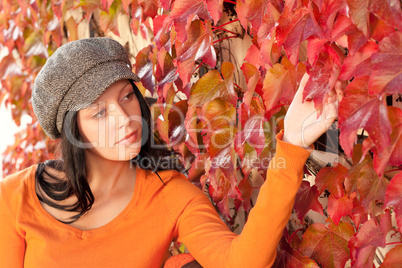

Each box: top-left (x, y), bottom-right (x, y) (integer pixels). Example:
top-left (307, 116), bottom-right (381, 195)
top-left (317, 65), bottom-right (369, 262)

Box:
top-left (282, 73), bottom-right (344, 148)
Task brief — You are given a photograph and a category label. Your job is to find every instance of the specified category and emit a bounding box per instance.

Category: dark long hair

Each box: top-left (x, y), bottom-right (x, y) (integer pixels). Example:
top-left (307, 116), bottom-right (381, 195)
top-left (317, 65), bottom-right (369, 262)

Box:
top-left (36, 80), bottom-right (185, 223)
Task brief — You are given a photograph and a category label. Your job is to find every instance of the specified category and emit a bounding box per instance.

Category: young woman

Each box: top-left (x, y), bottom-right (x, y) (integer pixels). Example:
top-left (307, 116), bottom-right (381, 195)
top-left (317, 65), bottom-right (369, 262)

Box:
top-left (0, 37), bottom-right (342, 267)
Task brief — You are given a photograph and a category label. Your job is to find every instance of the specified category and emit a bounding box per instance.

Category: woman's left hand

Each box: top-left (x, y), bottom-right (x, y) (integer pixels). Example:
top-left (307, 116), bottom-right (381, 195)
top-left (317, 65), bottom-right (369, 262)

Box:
top-left (282, 73), bottom-right (344, 148)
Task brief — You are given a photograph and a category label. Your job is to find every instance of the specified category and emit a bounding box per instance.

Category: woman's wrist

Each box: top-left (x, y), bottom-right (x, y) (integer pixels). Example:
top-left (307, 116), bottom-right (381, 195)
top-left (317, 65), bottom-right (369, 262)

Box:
top-left (282, 131), bottom-right (314, 152)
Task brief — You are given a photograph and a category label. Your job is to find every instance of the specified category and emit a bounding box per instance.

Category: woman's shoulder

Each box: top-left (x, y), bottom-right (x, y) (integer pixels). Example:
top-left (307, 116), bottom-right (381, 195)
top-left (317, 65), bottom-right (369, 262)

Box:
top-left (1, 164), bottom-right (38, 191)
top-left (0, 164), bottom-right (38, 213)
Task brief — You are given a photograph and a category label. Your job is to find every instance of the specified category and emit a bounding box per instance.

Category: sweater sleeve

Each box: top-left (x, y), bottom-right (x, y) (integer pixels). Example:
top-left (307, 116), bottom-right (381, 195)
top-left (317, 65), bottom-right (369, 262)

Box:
top-left (0, 181), bottom-right (26, 267)
top-left (167, 130), bottom-right (312, 268)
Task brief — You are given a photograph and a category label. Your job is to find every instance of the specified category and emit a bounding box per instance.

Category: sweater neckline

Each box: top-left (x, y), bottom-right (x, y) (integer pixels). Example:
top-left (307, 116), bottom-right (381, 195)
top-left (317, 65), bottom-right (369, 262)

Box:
top-left (29, 164), bottom-right (143, 239)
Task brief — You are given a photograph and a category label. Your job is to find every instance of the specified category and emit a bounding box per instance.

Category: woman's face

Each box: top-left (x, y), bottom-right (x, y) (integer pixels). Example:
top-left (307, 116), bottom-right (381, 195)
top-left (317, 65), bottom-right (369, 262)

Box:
top-left (77, 79), bottom-right (143, 161)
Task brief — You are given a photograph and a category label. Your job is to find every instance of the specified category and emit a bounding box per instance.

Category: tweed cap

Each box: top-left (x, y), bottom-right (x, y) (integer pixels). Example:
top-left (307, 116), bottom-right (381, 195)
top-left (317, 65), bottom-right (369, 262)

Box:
top-left (32, 37), bottom-right (140, 139)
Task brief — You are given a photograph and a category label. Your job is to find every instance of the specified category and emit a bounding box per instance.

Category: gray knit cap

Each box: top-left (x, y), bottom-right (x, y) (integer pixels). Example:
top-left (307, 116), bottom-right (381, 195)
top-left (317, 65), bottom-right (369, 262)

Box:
top-left (32, 37), bottom-right (140, 139)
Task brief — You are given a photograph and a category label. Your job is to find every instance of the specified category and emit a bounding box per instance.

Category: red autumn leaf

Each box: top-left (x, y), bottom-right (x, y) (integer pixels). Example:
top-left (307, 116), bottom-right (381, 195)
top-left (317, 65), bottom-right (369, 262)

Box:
top-left (236, 0), bottom-right (271, 32)
top-left (237, 142), bottom-right (256, 181)
top-left (169, 0), bottom-right (212, 43)
top-left (244, 44), bottom-right (265, 71)
top-left (260, 36), bottom-right (282, 68)
top-left (200, 97), bottom-right (236, 146)
top-left (156, 49), bottom-right (177, 92)
top-left (174, 19), bottom-right (216, 85)
top-left (384, 172), bottom-right (402, 231)
top-left (188, 62), bottom-right (237, 109)
top-left (331, 14), bottom-right (355, 42)
top-left (100, 0), bottom-right (113, 10)
top-left (262, 63), bottom-right (298, 120)
top-left (273, 235), bottom-right (319, 268)
top-left (160, 0), bottom-right (172, 10)
top-left (275, 7), bottom-right (321, 65)
top-left (178, 142), bottom-right (195, 172)
top-left (138, 0), bottom-right (159, 19)
top-left (344, 158), bottom-right (388, 210)
top-left (187, 152), bottom-right (207, 182)
top-left (327, 194), bottom-right (354, 225)
top-left (339, 40), bottom-right (378, 81)
top-left (240, 63), bottom-right (264, 107)
top-left (236, 97), bottom-right (275, 177)
top-left (242, 75), bottom-right (261, 114)
top-left (0, 54), bottom-right (21, 80)
top-left (300, 219), bottom-right (355, 268)
top-left (168, 100), bottom-right (188, 150)
top-left (207, 125), bottom-right (238, 181)
top-left (184, 105), bottom-right (203, 156)
top-left (309, 0), bottom-right (347, 40)
top-left (315, 164), bottom-right (349, 198)
top-left (369, 0), bottom-right (402, 32)
top-left (99, 1), bottom-right (122, 36)
top-left (346, 0), bottom-right (370, 37)
top-left (237, 177), bottom-right (252, 212)
top-left (379, 245), bottom-right (402, 268)
top-left (369, 13), bottom-right (396, 43)
top-left (304, 43), bottom-right (342, 111)
top-left (135, 45), bottom-right (157, 94)
top-left (369, 31), bottom-right (402, 95)
top-left (358, 172), bottom-right (388, 211)
top-left (208, 168), bottom-right (237, 218)
top-left (208, 165), bottom-right (241, 218)
top-left (345, 26), bottom-right (369, 56)
top-left (75, 0), bottom-right (102, 21)
top-left (345, 156), bottom-right (387, 209)
top-left (153, 15), bottom-right (173, 51)
top-left (349, 211), bottom-right (392, 267)
top-left (235, 113), bottom-right (266, 156)
top-left (350, 193), bottom-right (368, 230)
top-left (257, 2), bottom-right (281, 40)
top-left (344, 157), bottom-right (370, 195)
top-left (293, 181), bottom-right (324, 222)
top-left (156, 84), bottom-right (177, 143)
top-left (238, 96), bottom-right (265, 130)
top-left (306, 38), bottom-right (327, 67)
top-left (370, 107), bottom-right (402, 177)
top-left (338, 76), bottom-right (391, 157)
top-left (205, 0), bottom-right (223, 24)
top-left (198, 96), bottom-right (237, 183)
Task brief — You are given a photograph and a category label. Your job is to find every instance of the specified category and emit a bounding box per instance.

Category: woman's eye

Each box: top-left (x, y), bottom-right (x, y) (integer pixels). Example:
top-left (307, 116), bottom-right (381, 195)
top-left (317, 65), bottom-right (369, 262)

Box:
top-left (93, 108), bottom-right (106, 118)
top-left (123, 92), bottom-right (135, 101)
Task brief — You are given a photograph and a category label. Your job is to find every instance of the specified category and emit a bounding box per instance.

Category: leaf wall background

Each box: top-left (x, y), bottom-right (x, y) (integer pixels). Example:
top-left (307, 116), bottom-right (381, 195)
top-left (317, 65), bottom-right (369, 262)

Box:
top-left (0, 0), bottom-right (401, 266)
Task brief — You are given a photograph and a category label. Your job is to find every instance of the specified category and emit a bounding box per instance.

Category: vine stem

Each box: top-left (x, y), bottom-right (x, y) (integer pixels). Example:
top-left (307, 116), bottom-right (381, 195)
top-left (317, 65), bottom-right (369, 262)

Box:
top-left (288, 228), bottom-right (304, 244)
top-left (218, 19), bottom-right (240, 28)
top-left (386, 241), bottom-right (402, 246)
top-left (224, 0), bottom-right (237, 4)
top-left (385, 168), bottom-right (402, 173)
top-left (192, 60), bottom-right (204, 75)
top-left (234, 83), bottom-right (243, 91)
top-left (212, 26), bottom-right (237, 35)
top-left (213, 35), bottom-right (238, 44)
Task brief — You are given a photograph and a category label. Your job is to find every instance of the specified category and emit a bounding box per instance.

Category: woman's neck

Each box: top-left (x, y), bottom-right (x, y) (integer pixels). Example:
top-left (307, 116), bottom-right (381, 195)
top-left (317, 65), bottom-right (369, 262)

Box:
top-left (84, 150), bottom-right (136, 197)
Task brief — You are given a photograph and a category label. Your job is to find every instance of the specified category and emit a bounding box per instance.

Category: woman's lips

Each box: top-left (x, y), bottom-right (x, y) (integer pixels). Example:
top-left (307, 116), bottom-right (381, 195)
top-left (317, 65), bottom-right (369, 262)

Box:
top-left (115, 130), bottom-right (139, 145)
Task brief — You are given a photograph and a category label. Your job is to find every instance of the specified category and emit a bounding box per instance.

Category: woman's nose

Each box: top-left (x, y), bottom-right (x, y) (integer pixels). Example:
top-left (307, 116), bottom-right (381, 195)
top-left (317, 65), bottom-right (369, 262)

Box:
top-left (108, 103), bottom-right (131, 129)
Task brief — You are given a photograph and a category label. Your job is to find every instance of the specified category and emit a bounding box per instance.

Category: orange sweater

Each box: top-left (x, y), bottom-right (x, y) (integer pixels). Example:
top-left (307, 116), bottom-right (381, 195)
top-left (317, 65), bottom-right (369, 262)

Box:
top-left (0, 131), bottom-right (311, 267)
